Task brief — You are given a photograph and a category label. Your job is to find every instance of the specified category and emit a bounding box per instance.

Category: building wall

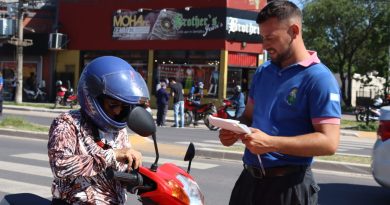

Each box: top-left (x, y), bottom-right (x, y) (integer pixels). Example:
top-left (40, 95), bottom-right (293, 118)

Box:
top-left (56, 50), bottom-right (80, 90)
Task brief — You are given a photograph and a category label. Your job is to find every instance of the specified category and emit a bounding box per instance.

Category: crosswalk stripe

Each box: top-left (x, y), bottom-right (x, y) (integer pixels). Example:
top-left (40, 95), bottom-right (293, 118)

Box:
top-left (12, 153), bottom-right (48, 162)
top-left (0, 134), bottom-right (46, 142)
top-left (11, 153), bottom-right (218, 170)
top-left (0, 161), bottom-right (52, 177)
top-left (178, 141), bottom-right (370, 153)
top-left (176, 141), bottom-right (227, 149)
top-left (202, 140), bottom-right (223, 144)
top-left (0, 178), bottom-right (51, 198)
top-left (339, 142), bottom-right (372, 146)
top-left (338, 146), bottom-right (362, 150)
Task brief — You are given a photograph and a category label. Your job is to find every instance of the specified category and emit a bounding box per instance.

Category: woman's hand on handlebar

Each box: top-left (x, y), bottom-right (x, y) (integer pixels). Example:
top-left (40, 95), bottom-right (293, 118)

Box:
top-left (114, 148), bottom-right (142, 171)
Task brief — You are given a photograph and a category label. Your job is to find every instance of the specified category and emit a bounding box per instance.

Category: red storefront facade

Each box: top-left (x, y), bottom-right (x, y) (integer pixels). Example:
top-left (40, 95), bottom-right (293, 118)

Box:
top-left (56, 0), bottom-right (266, 105)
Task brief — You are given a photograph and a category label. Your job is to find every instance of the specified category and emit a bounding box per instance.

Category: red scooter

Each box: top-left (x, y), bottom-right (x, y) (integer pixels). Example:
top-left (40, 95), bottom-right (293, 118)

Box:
top-left (54, 80), bottom-right (78, 109)
top-left (204, 99), bottom-right (236, 131)
top-left (184, 97), bottom-right (216, 127)
top-left (108, 106), bottom-right (204, 205)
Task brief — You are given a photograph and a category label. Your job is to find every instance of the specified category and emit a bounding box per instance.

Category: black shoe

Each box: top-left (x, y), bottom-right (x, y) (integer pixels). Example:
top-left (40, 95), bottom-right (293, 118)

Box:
top-left (171, 124), bottom-right (178, 128)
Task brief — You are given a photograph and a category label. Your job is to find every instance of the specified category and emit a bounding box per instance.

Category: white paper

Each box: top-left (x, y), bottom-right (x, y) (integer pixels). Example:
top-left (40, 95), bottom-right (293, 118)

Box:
top-left (208, 115), bottom-right (251, 134)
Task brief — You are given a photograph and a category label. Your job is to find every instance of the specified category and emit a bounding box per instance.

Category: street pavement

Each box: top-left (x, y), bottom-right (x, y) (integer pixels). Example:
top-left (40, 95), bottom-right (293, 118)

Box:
top-left (0, 104), bottom-right (377, 175)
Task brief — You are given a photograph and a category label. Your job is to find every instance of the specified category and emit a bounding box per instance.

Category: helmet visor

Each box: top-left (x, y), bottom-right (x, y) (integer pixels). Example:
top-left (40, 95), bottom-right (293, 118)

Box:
top-left (102, 70), bottom-right (149, 104)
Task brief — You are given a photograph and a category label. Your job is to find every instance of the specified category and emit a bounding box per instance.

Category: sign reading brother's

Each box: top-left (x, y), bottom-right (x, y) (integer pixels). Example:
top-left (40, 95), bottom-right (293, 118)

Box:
top-left (225, 8), bottom-right (261, 43)
top-left (112, 8), bottom-right (225, 40)
top-left (226, 17), bottom-right (260, 42)
top-left (112, 8), bottom-right (261, 42)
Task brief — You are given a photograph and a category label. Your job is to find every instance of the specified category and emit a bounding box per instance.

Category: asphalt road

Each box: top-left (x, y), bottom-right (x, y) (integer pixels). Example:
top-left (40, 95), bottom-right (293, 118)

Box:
top-left (0, 135), bottom-right (388, 205)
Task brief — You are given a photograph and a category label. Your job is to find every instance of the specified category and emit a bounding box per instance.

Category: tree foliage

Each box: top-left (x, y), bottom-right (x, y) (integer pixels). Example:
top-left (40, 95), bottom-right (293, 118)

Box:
top-left (302, 0), bottom-right (390, 107)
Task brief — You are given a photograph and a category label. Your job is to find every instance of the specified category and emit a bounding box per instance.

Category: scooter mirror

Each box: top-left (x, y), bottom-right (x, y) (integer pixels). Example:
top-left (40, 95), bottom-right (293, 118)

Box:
top-left (127, 106), bottom-right (156, 137)
top-left (184, 142), bottom-right (195, 161)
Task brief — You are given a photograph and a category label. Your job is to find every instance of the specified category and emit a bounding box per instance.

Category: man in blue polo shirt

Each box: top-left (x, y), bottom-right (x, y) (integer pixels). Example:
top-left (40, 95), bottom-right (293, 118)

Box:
top-left (219, 1), bottom-right (341, 205)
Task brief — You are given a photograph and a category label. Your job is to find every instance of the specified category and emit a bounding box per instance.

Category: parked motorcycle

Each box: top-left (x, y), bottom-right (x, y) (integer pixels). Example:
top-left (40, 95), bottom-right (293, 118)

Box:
top-left (54, 80), bottom-right (78, 108)
top-left (204, 99), bottom-right (237, 131)
top-left (108, 106), bottom-right (204, 205)
top-left (354, 105), bottom-right (381, 122)
top-left (184, 97), bottom-right (216, 127)
top-left (23, 86), bottom-right (47, 102)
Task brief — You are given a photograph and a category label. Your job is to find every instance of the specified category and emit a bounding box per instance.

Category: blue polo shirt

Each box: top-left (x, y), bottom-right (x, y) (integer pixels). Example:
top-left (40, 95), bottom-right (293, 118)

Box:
top-left (245, 53), bottom-right (341, 168)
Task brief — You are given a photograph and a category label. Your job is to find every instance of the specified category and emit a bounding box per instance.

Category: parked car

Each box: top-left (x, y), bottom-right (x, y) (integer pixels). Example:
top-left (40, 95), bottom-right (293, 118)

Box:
top-left (371, 106), bottom-right (390, 188)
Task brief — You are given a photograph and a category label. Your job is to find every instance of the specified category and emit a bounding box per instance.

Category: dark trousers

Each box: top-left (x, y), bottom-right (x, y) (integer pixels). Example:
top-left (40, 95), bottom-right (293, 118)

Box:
top-left (156, 104), bottom-right (168, 126)
top-left (51, 198), bottom-right (71, 205)
top-left (229, 167), bottom-right (319, 205)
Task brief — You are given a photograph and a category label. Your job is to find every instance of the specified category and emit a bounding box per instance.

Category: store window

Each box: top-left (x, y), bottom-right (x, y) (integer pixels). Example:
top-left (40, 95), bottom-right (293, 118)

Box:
top-left (82, 50), bottom-right (148, 81)
top-left (227, 66), bottom-right (257, 97)
top-left (0, 61), bottom-right (38, 101)
top-left (227, 67), bottom-right (242, 96)
top-left (154, 50), bottom-right (219, 97)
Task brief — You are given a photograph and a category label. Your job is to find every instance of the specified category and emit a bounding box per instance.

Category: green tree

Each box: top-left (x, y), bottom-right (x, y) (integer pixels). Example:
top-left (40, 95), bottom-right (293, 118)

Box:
top-left (302, 0), bottom-right (390, 107)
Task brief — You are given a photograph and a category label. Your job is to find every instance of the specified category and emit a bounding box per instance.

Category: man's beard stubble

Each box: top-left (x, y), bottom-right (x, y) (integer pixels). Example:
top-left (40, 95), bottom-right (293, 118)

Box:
top-left (270, 38), bottom-right (294, 68)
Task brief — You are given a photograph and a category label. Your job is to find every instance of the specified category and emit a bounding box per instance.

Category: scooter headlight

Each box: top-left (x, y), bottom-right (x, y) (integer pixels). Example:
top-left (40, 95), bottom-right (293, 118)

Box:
top-left (168, 174), bottom-right (204, 205)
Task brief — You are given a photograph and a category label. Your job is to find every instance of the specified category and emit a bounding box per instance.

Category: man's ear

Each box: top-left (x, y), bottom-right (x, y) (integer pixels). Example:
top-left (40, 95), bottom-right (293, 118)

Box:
top-left (288, 24), bottom-right (299, 39)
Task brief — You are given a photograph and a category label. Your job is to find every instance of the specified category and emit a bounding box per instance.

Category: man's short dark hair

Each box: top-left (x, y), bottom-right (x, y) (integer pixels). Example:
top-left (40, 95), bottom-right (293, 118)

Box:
top-left (256, 0), bottom-right (302, 24)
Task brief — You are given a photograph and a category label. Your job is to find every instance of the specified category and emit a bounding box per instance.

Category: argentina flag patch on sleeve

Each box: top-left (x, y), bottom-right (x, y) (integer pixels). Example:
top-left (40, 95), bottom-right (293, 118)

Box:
top-left (330, 93), bottom-right (340, 102)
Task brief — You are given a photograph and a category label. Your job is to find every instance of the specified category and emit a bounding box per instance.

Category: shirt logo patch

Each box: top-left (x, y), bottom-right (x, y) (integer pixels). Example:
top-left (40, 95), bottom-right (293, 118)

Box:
top-left (287, 88), bottom-right (298, 105)
top-left (330, 93), bottom-right (340, 102)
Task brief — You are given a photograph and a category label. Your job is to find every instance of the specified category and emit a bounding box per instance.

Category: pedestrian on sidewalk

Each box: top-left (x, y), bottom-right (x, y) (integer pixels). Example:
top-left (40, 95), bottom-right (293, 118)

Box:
top-left (156, 81), bottom-right (169, 127)
top-left (218, 2), bottom-right (341, 205)
top-left (169, 77), bottom-right (184, 128)
top-left (189, 81), bottom-right (204, 126)
top-left (47, 56), bottom-right (149, 205)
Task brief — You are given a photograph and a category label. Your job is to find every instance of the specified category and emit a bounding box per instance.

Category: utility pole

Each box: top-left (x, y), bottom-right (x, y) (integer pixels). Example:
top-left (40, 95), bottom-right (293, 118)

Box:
top-left (7, 0), bottom-right (33, 104)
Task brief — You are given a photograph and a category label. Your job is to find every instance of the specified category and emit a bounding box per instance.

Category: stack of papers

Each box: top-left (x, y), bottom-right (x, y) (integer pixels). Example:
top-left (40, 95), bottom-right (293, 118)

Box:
top-left (208, 115), bottom-right (251, 134)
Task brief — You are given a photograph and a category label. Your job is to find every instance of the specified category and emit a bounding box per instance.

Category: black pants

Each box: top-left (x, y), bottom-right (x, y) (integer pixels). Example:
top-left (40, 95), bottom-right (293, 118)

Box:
top-left (229, 167), bottom-right (320, 205)
top-left (156, 104), bottom-right (168, 126)
top-left (51, 198), bottom-right (71, 205)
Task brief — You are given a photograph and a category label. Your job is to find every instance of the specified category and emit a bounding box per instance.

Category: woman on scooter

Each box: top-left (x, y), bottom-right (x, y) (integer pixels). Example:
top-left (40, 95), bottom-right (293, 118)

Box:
top-left (229, 85), bottom-right (246, 118)
top-left (48, 56), bottom-right (150, 205)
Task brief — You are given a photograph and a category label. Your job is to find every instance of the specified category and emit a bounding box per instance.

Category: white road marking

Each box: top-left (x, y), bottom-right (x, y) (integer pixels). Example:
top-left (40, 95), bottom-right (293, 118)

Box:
top-left (0, 135), bottom-right (46, 142)
top-left (12, 153), bottom-right (219, 170)
top-left (313, 169), bottom-right (373, 179)
top-left (12, 153), bottom-right (48, 162)
top-left (0, 178), bottom-right (51, 198)
top-left (0, 161), bottom-right (52, 177)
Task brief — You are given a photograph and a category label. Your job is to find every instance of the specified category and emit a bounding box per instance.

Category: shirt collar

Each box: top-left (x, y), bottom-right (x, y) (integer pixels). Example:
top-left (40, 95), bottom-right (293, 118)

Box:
top-left (297, 51), bottom-right (321, 67)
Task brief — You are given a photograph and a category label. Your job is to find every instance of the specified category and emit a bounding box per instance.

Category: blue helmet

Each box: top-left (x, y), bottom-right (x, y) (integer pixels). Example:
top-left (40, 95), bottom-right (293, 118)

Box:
top-left (78, 56), bottom-right (150, 132)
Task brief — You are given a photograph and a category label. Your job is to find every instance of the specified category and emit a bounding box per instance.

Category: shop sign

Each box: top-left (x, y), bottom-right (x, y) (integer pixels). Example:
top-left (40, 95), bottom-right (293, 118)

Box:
top-left (226, 16), bottom-right (261, 42)
top-left (226, 17), bottom-right (259, 36)
top-left (225, 9), bottom-right (261, 43)
top-left (112, 8), bottom-right (225, 40)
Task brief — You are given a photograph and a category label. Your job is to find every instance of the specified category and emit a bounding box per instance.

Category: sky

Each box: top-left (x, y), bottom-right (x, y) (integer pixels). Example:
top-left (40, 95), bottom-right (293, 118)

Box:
top-left (289, 0), bottom-right (304, 9)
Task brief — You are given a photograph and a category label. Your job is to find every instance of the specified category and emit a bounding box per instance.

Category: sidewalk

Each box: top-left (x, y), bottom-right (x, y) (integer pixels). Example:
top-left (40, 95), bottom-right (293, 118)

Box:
top-left (1, 104), bottom-right (374, 175)
top-left (5, 104), bottom-right (375, 139)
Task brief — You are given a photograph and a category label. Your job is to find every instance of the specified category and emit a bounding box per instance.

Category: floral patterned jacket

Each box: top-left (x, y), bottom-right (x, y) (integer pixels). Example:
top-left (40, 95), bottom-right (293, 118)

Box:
top-left (47, 110), bottom-right (129, 204)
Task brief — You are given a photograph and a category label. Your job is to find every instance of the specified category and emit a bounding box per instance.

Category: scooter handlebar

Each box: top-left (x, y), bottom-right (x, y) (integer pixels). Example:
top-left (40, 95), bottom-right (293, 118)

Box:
top-left (106, 168), bottom-right (143, 186)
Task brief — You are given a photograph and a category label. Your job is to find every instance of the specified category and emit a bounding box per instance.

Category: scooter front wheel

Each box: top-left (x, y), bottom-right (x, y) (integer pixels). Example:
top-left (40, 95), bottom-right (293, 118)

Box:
top-left (184, 111), bottom-right (192, 126)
